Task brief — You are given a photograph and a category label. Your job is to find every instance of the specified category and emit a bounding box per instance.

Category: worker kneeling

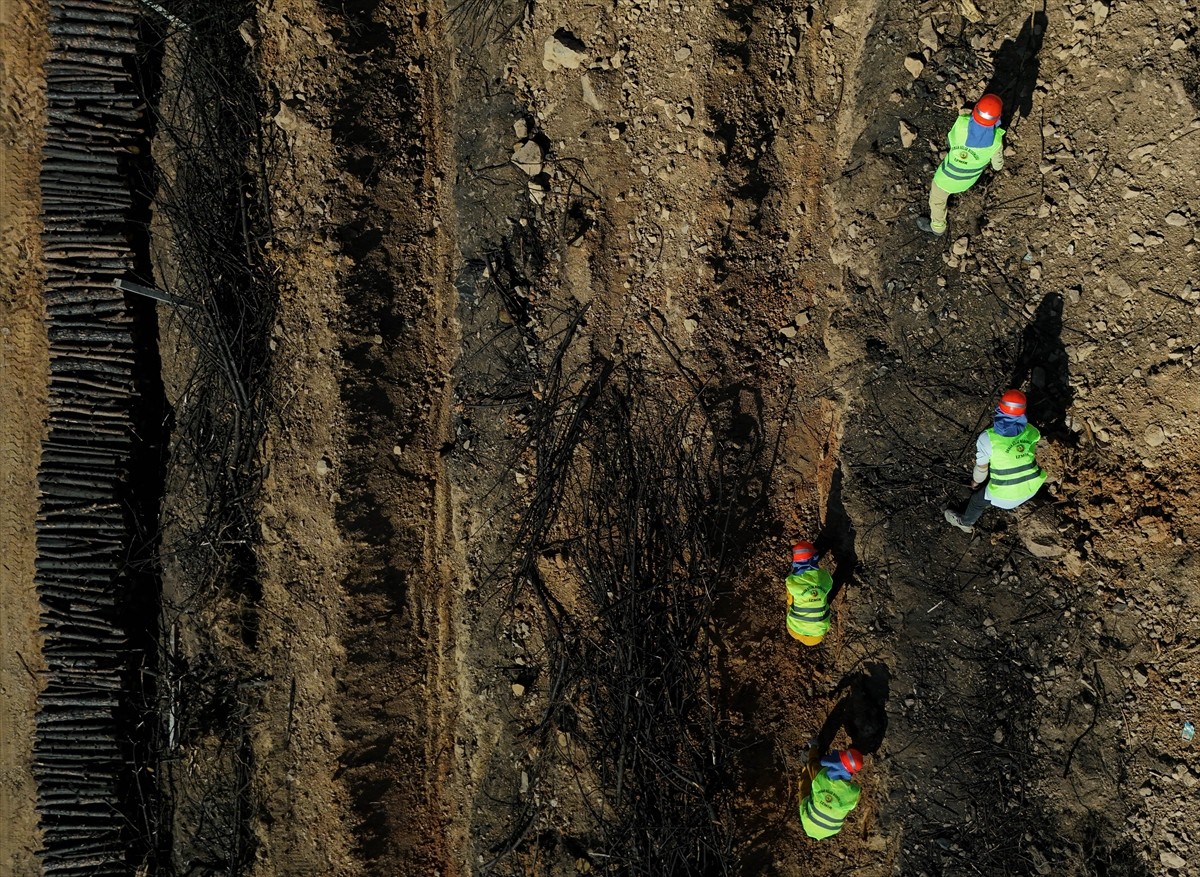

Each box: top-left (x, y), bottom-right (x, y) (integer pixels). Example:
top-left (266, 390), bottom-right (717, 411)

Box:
top-left (800, 748), bottom-right (864, 840)
top-left (785, 541), bottom-right (833, 646)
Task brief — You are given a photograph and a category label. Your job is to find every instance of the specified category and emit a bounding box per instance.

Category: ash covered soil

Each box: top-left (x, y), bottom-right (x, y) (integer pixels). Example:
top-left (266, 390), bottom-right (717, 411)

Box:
top-left (6, 0), bottom-right (1200, 875)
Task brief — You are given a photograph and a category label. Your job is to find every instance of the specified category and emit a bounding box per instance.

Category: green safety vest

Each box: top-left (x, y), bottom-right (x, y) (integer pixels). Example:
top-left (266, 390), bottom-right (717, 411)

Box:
top-left (800, 768), bottom-right (861, 840)
top-left (986, 424), bottom-right (1047, 503)
top-left (786, 569), bottom-right (833, 639)
top-left (932, 115), bottom-right (1005, 195)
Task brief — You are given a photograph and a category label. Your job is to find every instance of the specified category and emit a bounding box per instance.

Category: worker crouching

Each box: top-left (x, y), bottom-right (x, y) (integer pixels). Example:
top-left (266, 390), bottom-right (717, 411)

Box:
top-left (785, 541), bottom-right (833, 646)
top-left (800, 748), bottom-right (864, 840)
top-left (944, 389), bottom-right (1048, 533)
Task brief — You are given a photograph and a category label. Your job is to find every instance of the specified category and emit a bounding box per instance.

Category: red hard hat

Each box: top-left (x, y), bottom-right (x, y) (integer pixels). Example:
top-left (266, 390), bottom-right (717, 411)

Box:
top-left (998, 389), bottom-right (1027, 416)
top-left (792, 541), bottom-right (816, 563)
top-left (972, 94), bottom-right (1003, 126)
top-left (839, 749), bottom-right (864, 774)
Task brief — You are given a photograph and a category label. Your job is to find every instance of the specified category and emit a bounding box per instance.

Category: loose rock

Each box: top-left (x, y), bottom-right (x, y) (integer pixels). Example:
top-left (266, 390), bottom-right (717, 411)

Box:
top-left (918, 18), bottom-right (939, 51)
top-left (512, 140), bottom-right (544, 176)
top-left (903, 54), bottom-right (925, 78)
top-left (899, 120), bottom-right (917, 148)
top-left (543, 30), bottom-right (588, 71)
top-left (580, 73), bottom-right (602, 110)
top-left (1161, 851), bottom-right (1186, 870)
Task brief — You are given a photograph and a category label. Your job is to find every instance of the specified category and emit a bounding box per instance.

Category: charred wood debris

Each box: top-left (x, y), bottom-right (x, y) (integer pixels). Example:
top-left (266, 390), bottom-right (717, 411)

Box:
top-left (34, 0), bottom-right (275, 875)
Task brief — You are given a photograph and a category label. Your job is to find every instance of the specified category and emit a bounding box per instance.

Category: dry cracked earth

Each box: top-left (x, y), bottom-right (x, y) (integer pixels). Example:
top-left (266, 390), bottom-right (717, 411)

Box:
top-left (3, 0), bottom-right (1200, 875)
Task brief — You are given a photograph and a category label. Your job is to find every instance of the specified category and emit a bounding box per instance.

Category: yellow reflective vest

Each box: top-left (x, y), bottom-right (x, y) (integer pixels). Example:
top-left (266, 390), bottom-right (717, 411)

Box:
top-left (933, 115), bottom-right (1004, 195)
top-left (800, 767), bottom-right (862, 839)
top-left (786, 568), bottom-right (833, 639)
top-left (985, 424), bottom-right (1047, 504)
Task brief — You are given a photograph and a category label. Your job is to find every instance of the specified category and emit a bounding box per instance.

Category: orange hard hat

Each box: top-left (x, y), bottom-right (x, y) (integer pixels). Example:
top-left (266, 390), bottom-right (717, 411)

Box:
top-left (792, 541), bottom-right (817, 563)
top-left (839, 749), bottom-right (864, 774)
top-left (972, 94), bottom-right (1003, 126)
top-left (998, 389), bottom-right (1027, 416)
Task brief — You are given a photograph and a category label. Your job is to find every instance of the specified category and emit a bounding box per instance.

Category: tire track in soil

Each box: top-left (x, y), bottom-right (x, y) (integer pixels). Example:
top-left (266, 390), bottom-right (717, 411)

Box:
top-left (315, 1), bottom-right (460, 873)
top-left (0, 1), bottom-right (48, 873)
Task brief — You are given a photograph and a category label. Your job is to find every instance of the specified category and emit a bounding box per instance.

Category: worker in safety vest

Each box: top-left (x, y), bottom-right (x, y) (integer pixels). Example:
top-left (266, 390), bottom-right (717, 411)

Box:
top-left (799, 748), bottom-right (864, 840)
top-left (785, 541), bottom-right (833, 646)
top-left (917, 94), bottom-right (1006, 237)
top-left (944, 389), bottom-right (1048, 532)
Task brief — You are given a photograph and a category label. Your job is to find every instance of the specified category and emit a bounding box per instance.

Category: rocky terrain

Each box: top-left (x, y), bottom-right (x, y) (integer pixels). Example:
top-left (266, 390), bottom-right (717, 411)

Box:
top-left (2, 0), bottom-right (1199, 875)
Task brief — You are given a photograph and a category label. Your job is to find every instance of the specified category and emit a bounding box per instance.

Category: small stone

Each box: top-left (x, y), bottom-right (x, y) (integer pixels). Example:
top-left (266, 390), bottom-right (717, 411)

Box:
top-left (899, 119), bottom-right (917, 148)
top-left (684, 317), bottom-right (698, 334)
top-left (903, 54), bottom-right (925, 78)
top-left (794, 312), bottom-right (810, 328)
top-left (674, 45), bottom-right (692, 62)
top-left (580, 73), bottom-right (603, 110)
top-left (528, 178), bottom-right (548, 205)
top-left (676, 106), bottom-right (694, 126)
top-left (316, 457), bottom-right (332, 475)
top-left (514, 118), bottom-right (529, 139)
top-left (1132, 666), bottom-right (1148, 687)
top-left (1165, 211), bottom-right (1189, 227)
top-left (1092, 0), bottom-right (1109, 25)
top-left (393, 445), bottom-right (403, 455)
top-left (512, 140), bottom-right (544, 176)
top-left (1021, 536), bottom-right (1064, 558)
top-left (512, 683), bottom-right (526, 697)
top-left (543, 30), bottom-right (588, 71)
top-left (273, 104), bottom-right (300, 132)
top-left (918, 18), bottom-right (939, 51)
top-left (608, 126), bottom-right (622, 140)
top-left (1171, 38), bottom-right (1187, 52)
top-left (957, 0), bottom-right (982, 23)
top-left (779, 325), bottom-right (797, 339)
top-left (1161, 851), bottom-right (1186, 870)
top-left (1144, 425), bottom-right (1166, 447)
top-left (1029, 265), bottom-right (1042, 281)
top-left (951, 235), bottom-right (969, 256)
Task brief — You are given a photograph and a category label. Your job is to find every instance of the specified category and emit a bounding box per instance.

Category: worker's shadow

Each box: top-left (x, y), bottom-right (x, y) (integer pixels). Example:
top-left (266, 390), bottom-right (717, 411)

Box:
top-left (1010, 292), bottom-right (1073, 442)
top-left (816, 662), bottom-right (890, 756)
top-left (983, 3), bottom-right (1048, 128)
top-left (816, 464), bottom-right (856, 603)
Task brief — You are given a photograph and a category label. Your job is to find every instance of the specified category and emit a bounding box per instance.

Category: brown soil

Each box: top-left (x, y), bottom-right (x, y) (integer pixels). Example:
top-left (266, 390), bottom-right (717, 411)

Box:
top-left (0, 1), bottom-right (46, 874)
top-left (5, 0), bottom-right (1200, 874)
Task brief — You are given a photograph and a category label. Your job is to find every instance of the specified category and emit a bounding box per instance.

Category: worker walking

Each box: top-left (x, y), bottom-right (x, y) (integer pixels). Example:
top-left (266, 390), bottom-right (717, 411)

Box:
top-left (786, 541), bottom-right (833, 646)
top-left (944, 389), bottom-right (1048, 532)
top-left (799, 748), bottom-right (864, 840)
top-left (917, 94), bottom-right (1006, 236)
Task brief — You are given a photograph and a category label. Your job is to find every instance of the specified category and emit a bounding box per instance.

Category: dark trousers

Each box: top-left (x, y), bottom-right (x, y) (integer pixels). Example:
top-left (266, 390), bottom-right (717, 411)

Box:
top-left (960, 487), bottom-right (991, 525)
